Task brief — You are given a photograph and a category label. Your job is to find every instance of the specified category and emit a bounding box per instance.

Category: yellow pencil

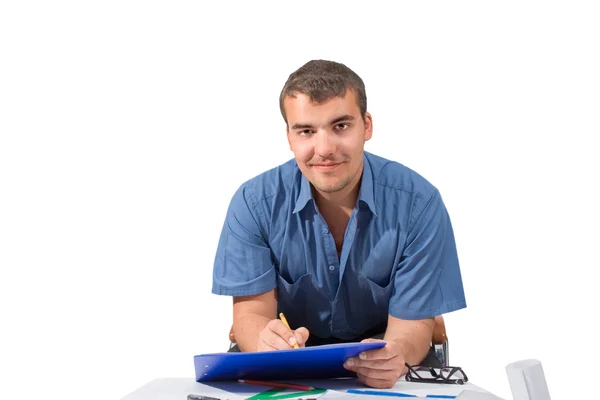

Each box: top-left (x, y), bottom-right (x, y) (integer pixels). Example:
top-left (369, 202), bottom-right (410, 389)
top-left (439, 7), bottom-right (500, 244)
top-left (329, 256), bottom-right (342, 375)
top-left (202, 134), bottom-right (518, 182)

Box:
top-left (279, 312), bottom-right (300, 349)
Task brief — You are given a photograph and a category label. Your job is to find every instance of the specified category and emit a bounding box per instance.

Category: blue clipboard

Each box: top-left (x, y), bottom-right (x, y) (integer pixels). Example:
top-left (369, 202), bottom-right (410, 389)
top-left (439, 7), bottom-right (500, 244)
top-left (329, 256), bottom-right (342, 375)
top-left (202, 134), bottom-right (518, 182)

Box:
top-left (194, 341), bottom-right (386, 382)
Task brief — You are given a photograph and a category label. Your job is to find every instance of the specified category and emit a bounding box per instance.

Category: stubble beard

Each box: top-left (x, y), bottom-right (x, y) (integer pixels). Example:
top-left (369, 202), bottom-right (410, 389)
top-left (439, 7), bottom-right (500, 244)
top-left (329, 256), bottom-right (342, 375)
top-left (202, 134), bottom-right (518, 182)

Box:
top-left (313, 175), bottom-right (353, 193)
top-left (311, 163), bottom-right (360, 194)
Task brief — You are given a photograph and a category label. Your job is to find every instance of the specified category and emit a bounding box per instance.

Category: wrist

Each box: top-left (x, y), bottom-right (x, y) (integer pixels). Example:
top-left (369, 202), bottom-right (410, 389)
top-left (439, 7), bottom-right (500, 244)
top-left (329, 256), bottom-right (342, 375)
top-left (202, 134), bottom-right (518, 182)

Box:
top-left (388, 337), bottom-right (414, 362)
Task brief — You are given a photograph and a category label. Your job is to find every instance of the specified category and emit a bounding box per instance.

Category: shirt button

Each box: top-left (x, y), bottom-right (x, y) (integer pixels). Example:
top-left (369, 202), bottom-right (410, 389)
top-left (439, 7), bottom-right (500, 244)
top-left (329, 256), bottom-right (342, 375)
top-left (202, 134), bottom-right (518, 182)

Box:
top-left (323, 228), bottom-right (329, 234)
top-left (329, 265), bottom-right (335, 271)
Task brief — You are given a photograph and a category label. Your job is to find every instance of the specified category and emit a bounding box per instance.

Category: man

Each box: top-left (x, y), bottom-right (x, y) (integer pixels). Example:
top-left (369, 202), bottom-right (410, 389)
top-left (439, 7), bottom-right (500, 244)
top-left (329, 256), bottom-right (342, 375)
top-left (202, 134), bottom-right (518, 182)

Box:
top-left (212, 60), bottom-right (466, 388)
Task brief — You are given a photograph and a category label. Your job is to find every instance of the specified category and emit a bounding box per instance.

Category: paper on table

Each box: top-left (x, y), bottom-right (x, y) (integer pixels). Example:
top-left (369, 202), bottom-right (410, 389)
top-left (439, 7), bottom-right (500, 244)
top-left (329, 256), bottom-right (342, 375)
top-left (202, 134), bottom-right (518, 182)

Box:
top-left (196, 380), bottom-right (328, 400)
top-left (189, 375), bottom-right (494, 400)
top-left (321, 384), bottom-right (482, 398)
top-left (455, 390), bottom-right (504, 400)
top-left (266, 376), bottom-right (492, 399)
top-left (319, 391), bottom-right (427, 400)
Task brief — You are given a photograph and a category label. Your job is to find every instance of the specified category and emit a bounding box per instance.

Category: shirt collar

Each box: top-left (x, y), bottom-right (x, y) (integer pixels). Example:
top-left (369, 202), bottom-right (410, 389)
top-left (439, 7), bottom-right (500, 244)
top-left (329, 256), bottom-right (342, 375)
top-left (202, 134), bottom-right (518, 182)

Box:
top-left (292, 154), bottom-right (377, 216)
top-left (293, 169), bottom-right (313, 214)
top-left (358, 154), bottom-right (377, 216)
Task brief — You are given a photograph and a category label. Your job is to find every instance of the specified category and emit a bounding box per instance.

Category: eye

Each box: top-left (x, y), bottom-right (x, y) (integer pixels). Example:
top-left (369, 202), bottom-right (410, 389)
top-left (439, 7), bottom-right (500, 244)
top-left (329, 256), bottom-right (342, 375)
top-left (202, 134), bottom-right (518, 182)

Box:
top-left (335, 123), bottom-right (349, 131)
top-left (298, 129), bottom-right (313, 136)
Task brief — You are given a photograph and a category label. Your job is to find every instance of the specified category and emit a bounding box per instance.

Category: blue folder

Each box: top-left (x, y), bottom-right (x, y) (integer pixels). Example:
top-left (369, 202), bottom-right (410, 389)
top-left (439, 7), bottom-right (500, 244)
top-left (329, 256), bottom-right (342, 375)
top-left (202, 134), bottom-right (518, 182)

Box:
top-left (194, 341), bottom-right (386, 382)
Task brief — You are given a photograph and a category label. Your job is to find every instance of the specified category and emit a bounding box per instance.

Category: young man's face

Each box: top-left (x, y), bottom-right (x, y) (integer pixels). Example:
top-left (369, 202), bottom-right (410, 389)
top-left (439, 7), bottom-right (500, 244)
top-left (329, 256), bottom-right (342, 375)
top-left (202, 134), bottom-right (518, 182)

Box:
top-left (285, 89), bottom-right (373, 197)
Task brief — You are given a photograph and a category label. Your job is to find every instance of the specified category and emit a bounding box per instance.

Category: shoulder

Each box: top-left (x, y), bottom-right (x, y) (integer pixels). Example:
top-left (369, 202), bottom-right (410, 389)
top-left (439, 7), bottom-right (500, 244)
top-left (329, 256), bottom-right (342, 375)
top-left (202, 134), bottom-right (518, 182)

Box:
top-left (231, 158), bottom-right (299, 208)
top-left (366, 151), bottom-right (438, 200)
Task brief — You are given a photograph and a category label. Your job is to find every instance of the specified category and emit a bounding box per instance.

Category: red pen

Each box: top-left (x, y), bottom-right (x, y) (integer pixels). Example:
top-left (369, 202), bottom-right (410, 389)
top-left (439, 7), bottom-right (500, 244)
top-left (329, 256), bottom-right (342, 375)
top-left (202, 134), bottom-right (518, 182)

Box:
top-left (238, 379), bottom-right (315, 391)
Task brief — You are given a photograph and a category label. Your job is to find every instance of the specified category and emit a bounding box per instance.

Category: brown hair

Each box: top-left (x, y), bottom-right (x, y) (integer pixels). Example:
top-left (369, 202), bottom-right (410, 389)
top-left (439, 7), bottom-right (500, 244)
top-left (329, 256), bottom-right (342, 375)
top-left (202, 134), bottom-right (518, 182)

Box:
top-left (279, 60), bottom-right (367, 124)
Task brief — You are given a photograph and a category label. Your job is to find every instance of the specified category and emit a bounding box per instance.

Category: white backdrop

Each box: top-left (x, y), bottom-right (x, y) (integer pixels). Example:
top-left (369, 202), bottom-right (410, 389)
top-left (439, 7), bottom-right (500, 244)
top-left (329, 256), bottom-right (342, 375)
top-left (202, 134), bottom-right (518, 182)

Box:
top-left (1, 2), bottom-right (599, 399)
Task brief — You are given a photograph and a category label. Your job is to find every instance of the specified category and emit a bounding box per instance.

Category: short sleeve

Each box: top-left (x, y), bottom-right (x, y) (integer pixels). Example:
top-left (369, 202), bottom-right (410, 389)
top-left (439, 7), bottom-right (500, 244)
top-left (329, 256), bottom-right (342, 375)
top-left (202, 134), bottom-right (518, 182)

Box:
top-left (389, 189), bottom-right (467, 319)
top-left (211, 184), bottom-right (277, 296)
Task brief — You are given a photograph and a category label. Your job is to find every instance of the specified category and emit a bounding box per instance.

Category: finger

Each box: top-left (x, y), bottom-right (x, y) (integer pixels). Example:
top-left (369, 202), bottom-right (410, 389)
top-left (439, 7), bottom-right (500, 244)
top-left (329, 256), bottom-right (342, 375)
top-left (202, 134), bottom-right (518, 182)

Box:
top-left (258, 330), bottom-right (293, 350)
top-left (343, 357), bottom-right (357, 371)
top-left (267, 319), bottom-right (298, 347)
top-left (294, 327), bottom-right (310, 346)
top-left (356, 372), bottom-right (397, 389)
top-left (346, 357), bottom-right (396, 370)
top-left (357, 343), bottom-right (393, 361)
top-left (358, 339), bottom-right (394, 360)
top-left (360, 338), bottom-right (381, 343)
top-left (354, 365), bottom-right (399, 380)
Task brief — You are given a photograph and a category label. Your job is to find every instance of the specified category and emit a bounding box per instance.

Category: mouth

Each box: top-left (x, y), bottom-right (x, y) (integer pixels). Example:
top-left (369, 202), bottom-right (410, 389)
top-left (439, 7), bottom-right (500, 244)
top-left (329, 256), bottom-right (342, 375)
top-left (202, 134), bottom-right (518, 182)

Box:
top-left (312, 162), bottom-right (342, 172)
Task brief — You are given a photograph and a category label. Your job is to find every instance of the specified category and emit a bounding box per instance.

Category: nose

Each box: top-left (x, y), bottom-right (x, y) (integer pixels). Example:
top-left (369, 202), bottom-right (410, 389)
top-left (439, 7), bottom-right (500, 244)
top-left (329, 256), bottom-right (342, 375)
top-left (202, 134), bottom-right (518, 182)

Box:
top-left (314, 130), bottom-right (336, 157)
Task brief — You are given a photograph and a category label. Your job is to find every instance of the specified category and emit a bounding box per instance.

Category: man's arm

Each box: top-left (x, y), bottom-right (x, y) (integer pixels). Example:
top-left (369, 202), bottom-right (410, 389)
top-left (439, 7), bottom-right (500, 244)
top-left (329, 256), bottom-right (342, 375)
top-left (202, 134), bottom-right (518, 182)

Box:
top-left (233, 289), bottom-right (310, 352)
top-left (343, 314), bottom-right (434, 388)
top-left (384, 314), bottom-right (435, 367)
top-left (233, 290), bottom-right (277, 352)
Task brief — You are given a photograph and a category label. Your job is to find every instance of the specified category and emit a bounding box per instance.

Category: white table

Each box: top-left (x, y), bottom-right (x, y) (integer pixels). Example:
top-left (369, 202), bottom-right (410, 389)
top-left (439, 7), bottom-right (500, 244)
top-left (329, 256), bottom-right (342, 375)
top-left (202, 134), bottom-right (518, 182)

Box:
top-left (121, 377), bottom-right (498, 400)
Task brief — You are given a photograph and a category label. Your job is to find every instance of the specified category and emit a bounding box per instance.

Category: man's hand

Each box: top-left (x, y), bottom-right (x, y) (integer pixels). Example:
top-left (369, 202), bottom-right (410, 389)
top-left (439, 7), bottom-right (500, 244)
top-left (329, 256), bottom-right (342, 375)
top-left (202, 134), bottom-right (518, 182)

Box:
top-left (343, 338), bottom-right (408, 388)
top-left (256, 319), bottom-right (310, 351)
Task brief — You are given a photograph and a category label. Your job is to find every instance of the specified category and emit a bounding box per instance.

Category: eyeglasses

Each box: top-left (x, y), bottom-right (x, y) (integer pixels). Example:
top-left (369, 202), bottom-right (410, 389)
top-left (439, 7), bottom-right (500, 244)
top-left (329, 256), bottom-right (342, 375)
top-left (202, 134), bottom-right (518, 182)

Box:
top-left (404, 363), bottom-right (469, 385)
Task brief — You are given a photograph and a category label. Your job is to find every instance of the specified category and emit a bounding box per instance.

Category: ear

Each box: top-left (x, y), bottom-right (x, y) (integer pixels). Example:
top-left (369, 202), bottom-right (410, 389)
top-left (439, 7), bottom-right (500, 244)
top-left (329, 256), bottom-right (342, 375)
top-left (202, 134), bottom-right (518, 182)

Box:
top-left (286, 126), bottom-right (293, 151)
top-left (363, 112), bottom-right (373, 141)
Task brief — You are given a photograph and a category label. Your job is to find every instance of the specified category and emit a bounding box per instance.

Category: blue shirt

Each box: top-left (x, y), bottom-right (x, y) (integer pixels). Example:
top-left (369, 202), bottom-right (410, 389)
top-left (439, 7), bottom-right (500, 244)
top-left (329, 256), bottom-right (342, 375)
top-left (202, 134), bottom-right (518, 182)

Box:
top-left (212, 152), bottom-right (466, 340)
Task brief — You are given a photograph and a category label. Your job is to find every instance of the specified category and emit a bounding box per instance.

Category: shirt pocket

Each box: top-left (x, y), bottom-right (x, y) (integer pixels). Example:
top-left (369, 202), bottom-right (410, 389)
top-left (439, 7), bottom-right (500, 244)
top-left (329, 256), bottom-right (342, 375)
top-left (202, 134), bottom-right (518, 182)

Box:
top-left (346, 274), bottom-right (394, 325)
top-left (277, 273), bottom-right (330, 338)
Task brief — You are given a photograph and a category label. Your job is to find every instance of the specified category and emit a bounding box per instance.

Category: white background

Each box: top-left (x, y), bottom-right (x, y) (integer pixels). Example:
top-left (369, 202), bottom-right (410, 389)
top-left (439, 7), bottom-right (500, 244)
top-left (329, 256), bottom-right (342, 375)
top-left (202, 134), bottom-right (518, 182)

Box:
top-left (1, 1), bottom-right (599, 399)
